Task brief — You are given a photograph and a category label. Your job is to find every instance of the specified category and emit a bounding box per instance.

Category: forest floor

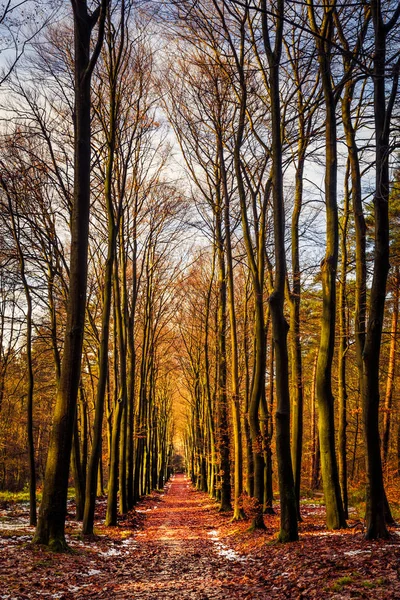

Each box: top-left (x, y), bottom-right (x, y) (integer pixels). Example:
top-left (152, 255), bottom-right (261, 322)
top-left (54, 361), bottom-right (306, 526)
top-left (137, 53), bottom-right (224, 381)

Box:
top-left (0, 474), bottom-right (400, 599)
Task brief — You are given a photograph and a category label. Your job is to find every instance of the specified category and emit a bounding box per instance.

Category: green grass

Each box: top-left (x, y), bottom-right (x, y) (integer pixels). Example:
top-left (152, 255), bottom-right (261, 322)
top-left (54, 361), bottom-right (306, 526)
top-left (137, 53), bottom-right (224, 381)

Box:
top-left (331, 576), bottom-right (354, 592)
top-left (0, 490), bottom-right (33, 504)
top-left (361, 580), bottom-right (375, 589)
top-left (361, 577), bottom-right (389, 589)
top-left (0, 488), bottom-right (76, 505)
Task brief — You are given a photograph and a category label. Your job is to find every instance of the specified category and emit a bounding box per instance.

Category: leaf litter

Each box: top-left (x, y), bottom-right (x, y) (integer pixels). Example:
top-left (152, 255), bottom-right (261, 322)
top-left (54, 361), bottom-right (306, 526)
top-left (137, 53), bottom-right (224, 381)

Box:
top-left (0, 474), bottom-right (399, 599)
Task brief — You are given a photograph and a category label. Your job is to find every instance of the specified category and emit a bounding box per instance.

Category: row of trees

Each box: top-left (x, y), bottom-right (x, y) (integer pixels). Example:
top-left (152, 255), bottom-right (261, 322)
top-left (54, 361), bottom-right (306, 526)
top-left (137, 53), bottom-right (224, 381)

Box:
top-left (0, 1), bottom-right (180, 549)
top-left (167, 0), bottom-right (400, 541)
top-left (0, 0), bottom-right (399, 550)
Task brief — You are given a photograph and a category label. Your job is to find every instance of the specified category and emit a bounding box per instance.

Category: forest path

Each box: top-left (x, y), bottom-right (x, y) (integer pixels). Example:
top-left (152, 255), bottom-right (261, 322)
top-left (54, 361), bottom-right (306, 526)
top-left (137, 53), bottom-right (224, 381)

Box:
top-left (2, 474), bottom-right (400, 599)
top-left (112, 473), bottom-right (257, 599)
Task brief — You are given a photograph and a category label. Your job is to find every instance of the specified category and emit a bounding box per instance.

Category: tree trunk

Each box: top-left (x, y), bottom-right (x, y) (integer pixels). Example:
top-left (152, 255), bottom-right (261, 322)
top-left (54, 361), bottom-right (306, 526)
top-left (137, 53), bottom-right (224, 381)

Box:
top-left (243, 280), bottom-right (254, 498)
top-left (262, 0), bottom-right (298, 542)
top-left (71, 413), bottom-right (85, 521)
top-left (338, 166), bottom-right (350, 519)
top-left (288, 146), bottom-right (305, 521)
top-left (82, 176), bottom-right (116, 532)
top-left (219, 137), bottom-right (243, 520)
top-left (362, 0), bottom-right (398, 539)
top-left (33, 0), bottom-right (108, 550)
top-left (308, 0), bottom-right (346, 530)
top-left (310, 350), bottom-right (320, 490)
top-left (382, 267), bottom-right (399, 467)
top-left (215, 204), bottom-right (231, 512)
top-left (106, 251), bottom-right (128, 525)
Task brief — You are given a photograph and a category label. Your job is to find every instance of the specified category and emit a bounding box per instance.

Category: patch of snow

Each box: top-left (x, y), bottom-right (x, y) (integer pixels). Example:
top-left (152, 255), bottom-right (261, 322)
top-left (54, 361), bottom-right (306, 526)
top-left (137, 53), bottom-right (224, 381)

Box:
top-left (209, 532), bottom-right (247, 562)
top-left (216, 546), bottom-right (247, 562)
top-left (0, 519), bottom-right (31, 531)
top-left (76, 568), bottom-right (102, 577)
top-left (98, 547), bottom-right (122, 557)
top-left (121, 538), bottom-right (137, 547)
top-left (87, 569), bottom-right (102, 576)
top-left (343, 550), bottom-right (371, 557)
top-left (208, 529), bottom-right (219, 538)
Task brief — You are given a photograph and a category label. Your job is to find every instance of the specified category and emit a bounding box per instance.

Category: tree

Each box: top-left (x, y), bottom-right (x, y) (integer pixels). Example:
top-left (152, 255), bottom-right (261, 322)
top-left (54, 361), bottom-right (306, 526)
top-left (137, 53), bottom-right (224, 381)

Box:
top-left (307, 0), bottom-right (347, 530)
top-left (362, 0), bottom-right (400, 540)
top-left (33, 0), bottom-right (109, 551)
top-left (83, 0), bottom-right (129, 536)
top-left (259, 0), bottom-right (298, 542)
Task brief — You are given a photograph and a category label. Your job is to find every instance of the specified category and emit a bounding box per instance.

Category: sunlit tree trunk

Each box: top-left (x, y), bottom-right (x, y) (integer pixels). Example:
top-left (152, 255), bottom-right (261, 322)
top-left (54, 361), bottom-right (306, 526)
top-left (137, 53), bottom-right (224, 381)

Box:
top-left (264, 312), bottom-right (274, 514)
top-left (382, 267), bottom-right (399, 467)
top-left (338, 165), bottom-right (350, 519)
top-left (82, 14), bottom-right (119, 528)
top-left (204, 253), bottom-right (217, 499)
top-left (261, 0), bottom-right (298, 542)
top-left (308, 0), bottom-right (346, 530)
top-left (310, 350), bottom-right (320, 490)
top-left (5, 189), bottom-right (36, 526)
top-left (243, 279), bottom-right (254, 498)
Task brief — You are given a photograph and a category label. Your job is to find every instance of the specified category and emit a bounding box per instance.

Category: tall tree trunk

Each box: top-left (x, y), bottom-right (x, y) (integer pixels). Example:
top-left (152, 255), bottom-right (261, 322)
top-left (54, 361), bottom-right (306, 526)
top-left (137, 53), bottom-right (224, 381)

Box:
top-left (288, 139), bottom-right (305, 521)
top-left (338, 166), bottom-right (350, 519)
top-left (264, 324), bottom-right (274, 514)
top-left (235, 92), bottom-right (266, 531)
top-left (215, 203), bottom-right (231, 512)
top-left (310, 350), bottom-right (320, 490)
top-left (219, 137), bottom-right (243, 520)
top-left (262, 0), bottom-right (298, 542)
top-left (362, 0), bottom-right (398, 539)
top-left (204, 253), bottom-right (217, 499)
top-left (106, 250), bottom-right (128, 525)
top-left (382, 267), bottom-right (399, 467)
top-left (5, 192), bottom-right (36, 526)
top-left (72, 412), bottom-right (85, 521)
top-left (33, 0), bottom-right (108, 550)
top-left (243, 279), bottom-right (254, 498)
top-left (82, 152), bottom-right (116, 533)
top-left (126, 225), bottom-right (137, 509)
top-left (308, 0), bottom-right (346, 530)
top-left (118, 232), bottom-right (128, 515)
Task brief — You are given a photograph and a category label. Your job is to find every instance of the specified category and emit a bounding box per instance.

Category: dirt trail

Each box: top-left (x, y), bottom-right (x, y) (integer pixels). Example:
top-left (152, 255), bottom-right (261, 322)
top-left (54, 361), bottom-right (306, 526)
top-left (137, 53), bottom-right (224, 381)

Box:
top-left (112, 474), bottom-right (257, 599)
top-left (1, 473), bottom-right (400, 599)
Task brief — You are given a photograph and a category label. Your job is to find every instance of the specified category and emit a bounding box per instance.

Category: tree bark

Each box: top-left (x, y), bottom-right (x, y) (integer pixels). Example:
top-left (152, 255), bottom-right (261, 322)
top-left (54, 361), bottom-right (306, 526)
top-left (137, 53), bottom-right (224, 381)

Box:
top-left (33, 0), bottom-right (108, 550)
top-left (262, 0), bottom-right (298, 542)
top-left (382, 267), bottom-right (399, 467)
top-left (362, 0), bottom-right (399, 539)
top-left (338, 165), bottom-right (350, 519)
top-left (308, 0), bottom-right (346, 530)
